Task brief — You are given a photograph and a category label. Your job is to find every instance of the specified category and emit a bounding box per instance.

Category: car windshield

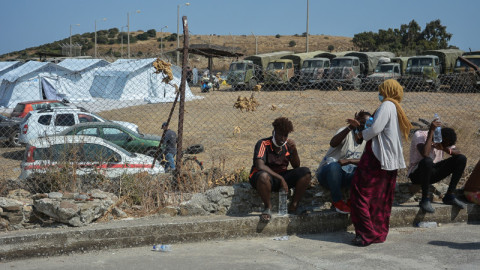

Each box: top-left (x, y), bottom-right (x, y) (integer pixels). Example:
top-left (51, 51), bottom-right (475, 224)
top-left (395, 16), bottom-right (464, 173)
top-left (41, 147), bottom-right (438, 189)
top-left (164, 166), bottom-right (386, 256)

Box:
top-left (266, 62), bottom-right (285, 70)
top-left (303, 60), bottom-right (324, 68)
top-left (375, 65), bottom-right (394, 73)
top-left (331, 59), bottom-right (352, 67)
top-left (229, 63), bottom-right (245, 71)
top-left (408, 58), bottom-right (433, 67)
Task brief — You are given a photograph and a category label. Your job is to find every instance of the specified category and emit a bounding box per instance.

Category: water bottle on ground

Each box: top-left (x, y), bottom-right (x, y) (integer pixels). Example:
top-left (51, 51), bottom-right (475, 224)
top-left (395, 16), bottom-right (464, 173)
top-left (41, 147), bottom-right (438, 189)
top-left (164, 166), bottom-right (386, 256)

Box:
top-left (278, 190), bottom-right (288, 216)
top-left (153, 244), bottom-right (172, 252)
top-left (433, 113), bottom-right (442, 143)
top-left (417, 221), bottom-right (437, 228)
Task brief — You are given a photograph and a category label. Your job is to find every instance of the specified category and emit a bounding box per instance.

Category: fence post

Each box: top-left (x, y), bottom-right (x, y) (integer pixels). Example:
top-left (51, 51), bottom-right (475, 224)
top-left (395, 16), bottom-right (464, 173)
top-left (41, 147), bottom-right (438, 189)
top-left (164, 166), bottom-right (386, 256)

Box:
top-left (175, 16), bottom-right (189, 175)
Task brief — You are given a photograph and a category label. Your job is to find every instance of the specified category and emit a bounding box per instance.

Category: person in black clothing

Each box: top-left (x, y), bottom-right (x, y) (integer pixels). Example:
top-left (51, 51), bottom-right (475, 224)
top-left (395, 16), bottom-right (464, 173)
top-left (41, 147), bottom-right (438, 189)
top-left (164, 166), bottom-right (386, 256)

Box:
top-left (249, 117), bottom-right (311, 221)
top-left (161, 122), bottom-right (177, 171)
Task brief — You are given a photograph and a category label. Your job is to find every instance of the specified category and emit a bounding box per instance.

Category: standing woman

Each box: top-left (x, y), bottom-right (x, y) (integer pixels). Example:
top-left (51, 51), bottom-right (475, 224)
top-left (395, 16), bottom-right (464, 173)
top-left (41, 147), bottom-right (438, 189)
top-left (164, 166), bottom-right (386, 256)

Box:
top-left (348, 79), bottom-right (412, 246)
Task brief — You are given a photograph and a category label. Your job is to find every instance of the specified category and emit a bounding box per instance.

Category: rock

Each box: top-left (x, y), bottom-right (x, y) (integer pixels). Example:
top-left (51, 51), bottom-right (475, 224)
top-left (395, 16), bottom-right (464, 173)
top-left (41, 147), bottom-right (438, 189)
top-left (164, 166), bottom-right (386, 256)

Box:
top-left (0, 217), bottom-right (8, 230)
top-left (32, 193), bottom-right (48, 200)
top-left (112, 207), bottom-right (128, 218)
top-left (7, 189), bottom-right (31, 200)
top-left (432, 182), bottom-right (449, 196)
top-left (0, 197), bottom-right (23, 211)
top-left (158, 206), bottom-right (178, 217)
top-left (48, 192), bottom-right (63, 199)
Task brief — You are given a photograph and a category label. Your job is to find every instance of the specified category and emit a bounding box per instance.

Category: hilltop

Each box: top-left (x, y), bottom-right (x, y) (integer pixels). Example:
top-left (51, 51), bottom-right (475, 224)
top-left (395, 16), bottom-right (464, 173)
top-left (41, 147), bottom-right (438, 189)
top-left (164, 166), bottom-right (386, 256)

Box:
top-left (0, 30), bottom-right (354, 70)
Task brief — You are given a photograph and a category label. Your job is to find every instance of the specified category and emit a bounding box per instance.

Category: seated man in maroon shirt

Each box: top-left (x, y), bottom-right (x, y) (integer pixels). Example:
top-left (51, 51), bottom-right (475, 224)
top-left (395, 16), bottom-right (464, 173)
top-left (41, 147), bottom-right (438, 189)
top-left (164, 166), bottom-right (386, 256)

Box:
top-left (249, 117), bottom-right (311, 221)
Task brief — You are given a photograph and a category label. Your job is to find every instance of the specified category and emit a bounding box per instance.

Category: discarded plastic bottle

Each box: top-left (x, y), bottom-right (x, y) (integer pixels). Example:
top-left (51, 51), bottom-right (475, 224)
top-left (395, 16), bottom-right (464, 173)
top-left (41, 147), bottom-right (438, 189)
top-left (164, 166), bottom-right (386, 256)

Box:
top-left (417, 221), bottom-right (437, 228)
top-left (433, 113), bottom-right (442, 143)
top-left (153, 244), bottom-right (172, 252)
top-left (365, 116), bottom-right (374, 129)
top-left (278, 190), bottom-right (288, 216)
top-left (342, 164), bottom-right (356, 174)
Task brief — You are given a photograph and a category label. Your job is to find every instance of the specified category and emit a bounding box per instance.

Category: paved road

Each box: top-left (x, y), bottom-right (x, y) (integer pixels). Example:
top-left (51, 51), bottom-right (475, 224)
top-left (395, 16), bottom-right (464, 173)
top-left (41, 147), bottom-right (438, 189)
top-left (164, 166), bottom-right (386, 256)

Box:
top-left (2, 223), bottom-right (479, 270)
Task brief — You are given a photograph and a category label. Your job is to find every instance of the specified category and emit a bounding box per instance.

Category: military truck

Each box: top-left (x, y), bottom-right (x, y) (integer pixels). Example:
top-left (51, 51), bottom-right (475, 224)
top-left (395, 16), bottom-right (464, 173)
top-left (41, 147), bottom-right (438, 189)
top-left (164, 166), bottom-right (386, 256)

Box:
top-left (446, 52), bottom-right (480, 92)
top-left (323, 56), bottom-right (362, 90)
top-left (297, 57), bottom-right (330, 88)
top-left (280, 51), bottom-right (326, 87)
top-left (226, 60), bottom-right (262, 90)
top-left (227, 51), bottom-right (293, 90)
top-left (399, 49), bottom-right (464, 91)
top-left (263, 59), bottom-right (295, 90)
top-left (361, 60), bottom-right (402, 91)
top-left (344, 52), bottom-right (396, 77)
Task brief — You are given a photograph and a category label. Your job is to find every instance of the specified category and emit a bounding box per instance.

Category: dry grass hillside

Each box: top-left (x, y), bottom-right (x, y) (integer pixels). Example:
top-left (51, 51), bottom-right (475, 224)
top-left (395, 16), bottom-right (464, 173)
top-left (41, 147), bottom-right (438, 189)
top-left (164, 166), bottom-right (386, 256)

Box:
top-left (94, 32), bottom-right (354, 70)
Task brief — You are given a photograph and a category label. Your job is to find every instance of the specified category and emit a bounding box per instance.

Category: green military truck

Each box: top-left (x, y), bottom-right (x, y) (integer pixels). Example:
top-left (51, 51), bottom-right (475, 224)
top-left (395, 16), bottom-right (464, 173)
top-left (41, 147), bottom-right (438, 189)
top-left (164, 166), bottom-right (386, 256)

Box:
top-left (263, 59), bottom-right (295, 90)
top-left (298, 57), bottom-right (331, 89)
top-left (227, 51), bottom-right (293, 90)
top-left (345, 52), bottom-right (396, 77)
top-left (314, 51), bottom-right (356, 60)
top-left (280, 51), bottom-right (326, 87)
top-left (323, 56), bottom-right (362, 90)
top-left (444, 52), bottom-right (480, 92)
top-left (399, 49), bottom-right (464, 91)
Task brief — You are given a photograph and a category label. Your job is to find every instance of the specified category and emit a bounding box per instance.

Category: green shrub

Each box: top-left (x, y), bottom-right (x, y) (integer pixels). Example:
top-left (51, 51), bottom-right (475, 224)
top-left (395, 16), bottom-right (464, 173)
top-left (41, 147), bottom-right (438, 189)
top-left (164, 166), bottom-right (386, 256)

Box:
top-left (289, 40), bottom-right (296, 47)
top-left (275, 34), bottom-right (281, 38)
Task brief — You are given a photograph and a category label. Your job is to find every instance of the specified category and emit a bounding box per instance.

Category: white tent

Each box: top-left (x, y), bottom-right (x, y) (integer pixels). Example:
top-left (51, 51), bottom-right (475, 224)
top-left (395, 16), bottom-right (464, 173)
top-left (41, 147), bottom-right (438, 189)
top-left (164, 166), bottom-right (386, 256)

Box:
top-left (56, 59), bottom-right (110, 102)
top-left (89, 58), bottom-right (199, 103)
top-left (0, 61), bottom-right (23, 79)
top-left (0, 61), bottom-right (72, 108)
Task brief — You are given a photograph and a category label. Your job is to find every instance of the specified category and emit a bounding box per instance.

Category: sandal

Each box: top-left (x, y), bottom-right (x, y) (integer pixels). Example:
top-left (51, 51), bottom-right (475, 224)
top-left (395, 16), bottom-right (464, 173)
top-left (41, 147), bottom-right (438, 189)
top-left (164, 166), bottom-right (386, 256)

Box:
top-left (260, 208), bottom-right (272, 222)
top-left (351, 235), bottom-right (365, 247)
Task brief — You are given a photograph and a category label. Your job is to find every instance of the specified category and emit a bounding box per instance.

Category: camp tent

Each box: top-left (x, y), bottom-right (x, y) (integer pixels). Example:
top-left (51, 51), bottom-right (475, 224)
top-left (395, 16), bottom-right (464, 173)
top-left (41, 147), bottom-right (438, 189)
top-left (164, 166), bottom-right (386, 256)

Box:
top-left (0, 61), bottom-right (23, 79)
top-left (244, 51), bottom-right (294, 70)
top-left (0, 61), bottom-right (72, 108)
top-left (56, 59), bottom-right (110, 102)
top-left (281, 51), bottom-right (326, 70)
top-left (89, 58), bottom-right (197, 103)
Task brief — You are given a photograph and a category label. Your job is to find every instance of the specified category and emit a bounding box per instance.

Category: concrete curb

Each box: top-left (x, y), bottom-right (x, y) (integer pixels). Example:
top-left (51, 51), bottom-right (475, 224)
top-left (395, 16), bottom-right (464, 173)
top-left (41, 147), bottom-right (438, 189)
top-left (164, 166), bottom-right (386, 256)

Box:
top-left (1, 202), bottom-right (479, 261)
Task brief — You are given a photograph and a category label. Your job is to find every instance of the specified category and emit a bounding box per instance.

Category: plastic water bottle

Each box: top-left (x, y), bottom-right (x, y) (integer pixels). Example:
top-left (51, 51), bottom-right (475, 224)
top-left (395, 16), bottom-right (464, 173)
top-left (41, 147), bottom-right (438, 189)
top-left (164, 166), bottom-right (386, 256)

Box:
top-left (153, 244), bottom-right (172, 252)
top-left (326, 157), bottom-right (337, 165)
top-left (433, 113), bottom-right (442, 143)
top-left (342, 164), bottom-right (356, 174)
top-left (278, 190), bottom-right (288, 216)
top-left (365, 116), bottom-right (374, 129)
top-left (417, 221), bottom-right (437, 228)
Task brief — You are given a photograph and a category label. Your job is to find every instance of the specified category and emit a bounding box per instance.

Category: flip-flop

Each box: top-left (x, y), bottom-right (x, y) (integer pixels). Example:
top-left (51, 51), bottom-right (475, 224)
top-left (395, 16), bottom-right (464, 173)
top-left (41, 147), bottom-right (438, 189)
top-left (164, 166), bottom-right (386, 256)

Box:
top-left (260, 208), bottom-right (272, 222)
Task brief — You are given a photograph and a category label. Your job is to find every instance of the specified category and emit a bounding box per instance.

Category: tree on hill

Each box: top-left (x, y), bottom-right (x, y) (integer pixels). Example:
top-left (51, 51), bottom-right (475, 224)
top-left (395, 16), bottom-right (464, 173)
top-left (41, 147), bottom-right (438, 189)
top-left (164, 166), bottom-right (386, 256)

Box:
top-left (136, 32), bottom-right (149, 41)
top-left (147, 29), bottom-right (156, 38)
top-left (352, 19), bottom-right (452, 53)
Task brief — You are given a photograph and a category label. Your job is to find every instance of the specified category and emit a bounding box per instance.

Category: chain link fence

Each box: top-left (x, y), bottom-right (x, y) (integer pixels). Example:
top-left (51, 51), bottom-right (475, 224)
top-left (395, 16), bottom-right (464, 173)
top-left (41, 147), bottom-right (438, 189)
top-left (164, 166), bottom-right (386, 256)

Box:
top-left (0, 44), bottom-right (479, 212)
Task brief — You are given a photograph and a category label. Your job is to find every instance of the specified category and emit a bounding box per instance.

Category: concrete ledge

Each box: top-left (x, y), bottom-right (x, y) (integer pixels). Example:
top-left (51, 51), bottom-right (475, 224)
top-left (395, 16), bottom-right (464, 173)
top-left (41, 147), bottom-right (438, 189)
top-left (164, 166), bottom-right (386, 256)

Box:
top-left (1, 203), bottom-right (479, 261)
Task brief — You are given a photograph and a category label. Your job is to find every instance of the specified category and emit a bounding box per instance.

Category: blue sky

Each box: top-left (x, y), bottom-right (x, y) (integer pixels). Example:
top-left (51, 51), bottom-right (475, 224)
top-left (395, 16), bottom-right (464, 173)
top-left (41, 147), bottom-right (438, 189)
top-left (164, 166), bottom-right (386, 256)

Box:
top-left (1, 0), bottom-right (479, 55)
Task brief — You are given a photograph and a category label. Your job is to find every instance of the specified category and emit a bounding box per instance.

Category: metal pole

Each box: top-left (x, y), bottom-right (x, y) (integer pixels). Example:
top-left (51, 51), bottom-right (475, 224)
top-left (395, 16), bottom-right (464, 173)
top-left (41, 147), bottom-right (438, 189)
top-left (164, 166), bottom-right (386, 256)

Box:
top-left (306, 0), bottom-right (309, 53)
top-left (251, 32), bottom-right (258, 55)
top-left (127, 12), bottom-right (130, 58)
top-left (94, 20), bottom-right (97, 58)
top-left (121, 27), bottom-right (124, 57)
top-left (70, 25), bottom-right (72, 56)
top-left (176, 15), bottom-right (189, 176)
top-left (176, 4), bottom-right (180, 65)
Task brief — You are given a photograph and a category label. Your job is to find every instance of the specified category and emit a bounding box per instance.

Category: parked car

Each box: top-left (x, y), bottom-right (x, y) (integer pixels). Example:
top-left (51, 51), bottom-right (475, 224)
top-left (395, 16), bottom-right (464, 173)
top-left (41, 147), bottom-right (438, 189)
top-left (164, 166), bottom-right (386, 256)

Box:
top-left (11, 100), bottom-right (70, 118)
top-left (59, 122), bottom-right (161, 156)
top-left (19, 135), bottom-right (164, 180)
top-left (18, 108), bottom-right (139, 145)
top-left (0, 114), bottom-right (21, 147)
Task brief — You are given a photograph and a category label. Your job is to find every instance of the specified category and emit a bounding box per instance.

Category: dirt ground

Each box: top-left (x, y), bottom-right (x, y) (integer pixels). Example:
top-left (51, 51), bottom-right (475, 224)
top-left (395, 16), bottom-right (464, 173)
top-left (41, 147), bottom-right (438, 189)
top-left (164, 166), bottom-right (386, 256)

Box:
top-left (1, 87), bottom-right (479, 182)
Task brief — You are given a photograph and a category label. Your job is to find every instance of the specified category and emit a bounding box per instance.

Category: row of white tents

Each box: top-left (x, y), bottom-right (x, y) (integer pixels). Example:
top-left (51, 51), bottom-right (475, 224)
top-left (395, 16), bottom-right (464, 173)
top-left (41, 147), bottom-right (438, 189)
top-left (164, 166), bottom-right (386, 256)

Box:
top-left (0, 59), bottom-right (198, 109)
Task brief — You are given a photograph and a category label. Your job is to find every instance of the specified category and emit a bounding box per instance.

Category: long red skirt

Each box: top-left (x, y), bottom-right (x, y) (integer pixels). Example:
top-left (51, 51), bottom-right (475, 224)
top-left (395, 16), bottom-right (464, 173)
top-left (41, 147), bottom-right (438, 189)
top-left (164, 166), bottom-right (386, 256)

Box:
top-left (350, 140), bottom-right (397, 246)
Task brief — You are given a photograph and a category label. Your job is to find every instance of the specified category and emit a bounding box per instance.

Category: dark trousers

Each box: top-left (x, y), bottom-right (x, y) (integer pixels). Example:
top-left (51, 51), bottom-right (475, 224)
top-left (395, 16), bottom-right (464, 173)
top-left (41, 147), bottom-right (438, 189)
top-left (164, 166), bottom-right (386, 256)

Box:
top-left (409, 154), bottom-right (467, 198)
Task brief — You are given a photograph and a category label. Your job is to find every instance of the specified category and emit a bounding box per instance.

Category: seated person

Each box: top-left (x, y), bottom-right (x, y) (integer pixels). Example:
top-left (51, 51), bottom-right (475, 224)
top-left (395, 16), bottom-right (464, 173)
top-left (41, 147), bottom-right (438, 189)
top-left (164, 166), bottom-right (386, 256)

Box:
top-left (408, 119), bottom-right (467, 213)
top-left (316, 110), bottom-right (371, 214)
top-left (249, 117), bottom-right (311, 222)
top-left (464, 160), bottom-right (480, 205)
